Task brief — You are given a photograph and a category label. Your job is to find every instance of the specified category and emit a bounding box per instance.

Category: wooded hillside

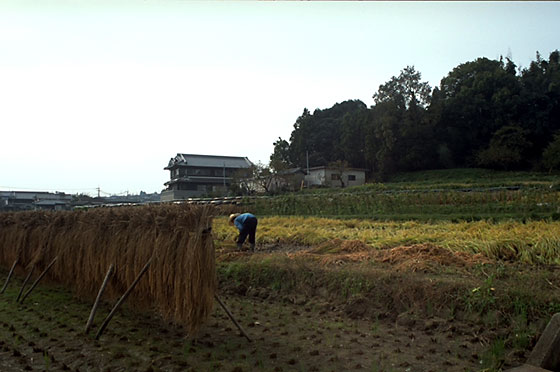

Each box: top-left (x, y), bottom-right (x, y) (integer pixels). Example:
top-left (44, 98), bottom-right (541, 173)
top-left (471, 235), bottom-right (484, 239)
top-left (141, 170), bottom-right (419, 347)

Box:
top-left (271, 51), bottom-right (560, 177)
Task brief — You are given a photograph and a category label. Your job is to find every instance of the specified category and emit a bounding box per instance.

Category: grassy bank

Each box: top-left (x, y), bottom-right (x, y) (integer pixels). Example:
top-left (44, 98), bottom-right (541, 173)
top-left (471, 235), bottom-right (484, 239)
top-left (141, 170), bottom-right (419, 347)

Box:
top-left (238, 169), bottom-right (560, 221)
top-left (217, 255), bottom-right (560, 322)
top-left (246, 189), bottom-right (560, 220)
top-left (213, 249), bottom-right (560, 371)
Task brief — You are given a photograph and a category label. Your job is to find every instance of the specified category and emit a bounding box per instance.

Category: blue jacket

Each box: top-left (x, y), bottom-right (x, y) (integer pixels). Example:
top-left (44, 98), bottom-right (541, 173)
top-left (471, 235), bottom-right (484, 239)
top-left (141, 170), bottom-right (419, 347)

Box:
top-left (234, 213), bottom-right (256, 231)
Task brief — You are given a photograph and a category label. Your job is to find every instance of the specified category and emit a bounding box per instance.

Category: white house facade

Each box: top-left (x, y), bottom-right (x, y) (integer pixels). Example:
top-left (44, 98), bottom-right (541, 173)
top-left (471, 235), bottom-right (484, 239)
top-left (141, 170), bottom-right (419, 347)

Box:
top-left (304, 166), bottom-right (366, 188)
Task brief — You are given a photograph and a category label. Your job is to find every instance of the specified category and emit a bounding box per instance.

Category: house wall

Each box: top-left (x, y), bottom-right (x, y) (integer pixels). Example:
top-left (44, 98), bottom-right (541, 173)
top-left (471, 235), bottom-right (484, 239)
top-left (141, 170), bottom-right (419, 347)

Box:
top-left (171, 166), bottom-right (241, 179)
top-left (165, 164), bottom-right (249, 199)
top-left (305, 169), bottom-right (327, 187)
top-left (162, 184), bottom-right (229, 201)
top-left (305, 168), bottom-right (365, 188)
top-left (270, 173), bottom-right (305, 192)
top-left (0, 191), bottom-right (72, 211)
top-left (344, 170), bottom-right (366, 187)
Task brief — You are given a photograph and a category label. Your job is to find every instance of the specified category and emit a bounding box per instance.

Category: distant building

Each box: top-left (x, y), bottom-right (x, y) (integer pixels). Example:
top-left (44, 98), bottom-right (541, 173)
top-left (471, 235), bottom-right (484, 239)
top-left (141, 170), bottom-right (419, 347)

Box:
top-left (270, 167), bottom-right (307, 192)
top-left (161, 153), bottom-right (253, 201)
top-left (0, 191), bottom-right (72, 211)
top-left (70, 192), bottom-right (161, 209)
top-left (304, 166), bottom-right (366, 188)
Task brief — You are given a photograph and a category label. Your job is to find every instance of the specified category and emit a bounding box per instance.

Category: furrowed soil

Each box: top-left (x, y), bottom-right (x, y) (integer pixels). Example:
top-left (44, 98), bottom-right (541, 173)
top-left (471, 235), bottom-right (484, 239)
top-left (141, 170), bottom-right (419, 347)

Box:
top-left (1, 242), bottom-right (559, 372)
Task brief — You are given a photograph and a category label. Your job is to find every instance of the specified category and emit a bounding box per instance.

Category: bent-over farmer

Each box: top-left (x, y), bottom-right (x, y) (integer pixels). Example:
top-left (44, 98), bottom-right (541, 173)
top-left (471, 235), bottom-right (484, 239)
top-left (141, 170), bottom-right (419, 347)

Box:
top-left (229, 213), bottom-right (258, 251)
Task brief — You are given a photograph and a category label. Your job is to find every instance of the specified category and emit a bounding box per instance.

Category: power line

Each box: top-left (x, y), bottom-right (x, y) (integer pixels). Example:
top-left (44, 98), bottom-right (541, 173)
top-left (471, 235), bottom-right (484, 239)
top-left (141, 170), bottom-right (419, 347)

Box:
top-left (0, 185), bottom-right (98, 192)
top-left (1, 186), bottom-right (152, 196)
top-left (0, 186), bottom-right (107, 198)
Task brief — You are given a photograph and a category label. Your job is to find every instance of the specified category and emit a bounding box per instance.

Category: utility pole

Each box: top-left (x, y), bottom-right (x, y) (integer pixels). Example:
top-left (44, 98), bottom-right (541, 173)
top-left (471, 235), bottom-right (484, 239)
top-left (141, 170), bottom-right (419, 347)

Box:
top-left (305, 150), bottom-right (310, 189)
top-left (97, 187), bottom-right (100, 198)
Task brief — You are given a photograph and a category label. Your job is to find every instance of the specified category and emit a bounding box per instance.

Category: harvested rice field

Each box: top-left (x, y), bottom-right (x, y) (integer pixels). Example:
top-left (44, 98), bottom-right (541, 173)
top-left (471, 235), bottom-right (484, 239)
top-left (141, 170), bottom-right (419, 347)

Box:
top-left (1, 253), bottom-right (551, 372)
top-left (1, 205), bottom-right (560, 371)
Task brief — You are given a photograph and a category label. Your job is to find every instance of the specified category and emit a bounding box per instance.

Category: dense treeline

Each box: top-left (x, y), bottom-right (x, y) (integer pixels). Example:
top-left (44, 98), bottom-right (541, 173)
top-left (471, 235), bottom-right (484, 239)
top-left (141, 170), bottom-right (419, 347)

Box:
top-left (271, 51), bottom-right (560, 177)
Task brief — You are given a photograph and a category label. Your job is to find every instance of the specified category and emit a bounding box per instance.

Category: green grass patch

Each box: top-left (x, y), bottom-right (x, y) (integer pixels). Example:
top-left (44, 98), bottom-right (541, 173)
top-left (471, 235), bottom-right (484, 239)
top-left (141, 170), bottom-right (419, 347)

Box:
top-left (217, 257), bottom-right (560, 322)
top-left (235, 168), bottom-right (560, 221)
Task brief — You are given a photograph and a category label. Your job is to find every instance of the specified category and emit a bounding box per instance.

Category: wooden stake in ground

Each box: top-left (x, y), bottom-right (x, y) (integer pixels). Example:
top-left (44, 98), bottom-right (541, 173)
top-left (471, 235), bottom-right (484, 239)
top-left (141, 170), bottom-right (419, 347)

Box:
top-left (1, 257), bottom-right (19, 294)
top-left (15, 266), bottom-right (35, 303)
top-left (19, 257), bottom-right (58, 304)
top-left (95, 258), bottom-right (152, 340)
top-left (214, 294), bottom-right (252, 342)
top-left (85, 263), bottom-right (115, 334)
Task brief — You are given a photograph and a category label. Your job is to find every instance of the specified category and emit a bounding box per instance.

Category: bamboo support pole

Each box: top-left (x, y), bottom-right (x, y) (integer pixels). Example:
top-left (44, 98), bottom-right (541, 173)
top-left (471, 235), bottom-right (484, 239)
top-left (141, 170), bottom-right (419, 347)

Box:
top-left (19, 257), bottom-right (58, 304)
top-left (16, 266), bottom-right (35, 303)
top-left (214, 294), bottom-right (252, 342)
top-left (85, 264), bottom-right (115, 334)
top-left (95, 258), bottom-right (152, 340)
top-left (1, 258), bottom-right (19, 294)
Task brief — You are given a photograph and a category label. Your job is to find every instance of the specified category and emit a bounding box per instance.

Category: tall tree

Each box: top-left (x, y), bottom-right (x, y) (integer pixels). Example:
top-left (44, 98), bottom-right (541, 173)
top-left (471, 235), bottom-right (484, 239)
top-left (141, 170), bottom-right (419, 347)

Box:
top-left (436, 57), bottom-right (522, 167)
top-left (369, 66), bottom-right (434, 175)
top-left (476, 125), bottom-right (532, 170)
top-left (370, 101), bottom-right (401, 175)
top-left (542, 131), bottom-right (560, 172)
top-left (339, 109), bottom-right (369, 169)
top-left (519, 50), bottom-right (560, 163)
top-left (269, 137), bottom-right (291, 172)
top-left (373, 66), bottom-right (432, 109)
top-left (288, 100), bottom-right (367, 169)
top-left (249, 162), bottom-right (275, 194)
top-left (288, 108), bottom-right (312, 168)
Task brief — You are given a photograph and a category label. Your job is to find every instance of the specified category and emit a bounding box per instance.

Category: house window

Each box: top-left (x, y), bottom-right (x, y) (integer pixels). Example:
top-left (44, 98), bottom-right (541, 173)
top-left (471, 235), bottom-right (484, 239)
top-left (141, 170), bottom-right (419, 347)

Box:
top-left (331, 174), bottom-right (340, 180)
top-left (348, 175), bottom-right (356, 181)
top-left (191, 168), bottom-right (214, 177)
top-left (178, 183), bottom-right (197, 191)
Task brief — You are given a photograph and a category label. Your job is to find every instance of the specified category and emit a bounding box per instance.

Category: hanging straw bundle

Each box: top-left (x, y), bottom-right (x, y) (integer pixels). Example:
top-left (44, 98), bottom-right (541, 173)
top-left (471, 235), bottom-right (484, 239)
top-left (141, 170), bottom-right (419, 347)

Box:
top-left (0, 203), bottom-right (217, 335)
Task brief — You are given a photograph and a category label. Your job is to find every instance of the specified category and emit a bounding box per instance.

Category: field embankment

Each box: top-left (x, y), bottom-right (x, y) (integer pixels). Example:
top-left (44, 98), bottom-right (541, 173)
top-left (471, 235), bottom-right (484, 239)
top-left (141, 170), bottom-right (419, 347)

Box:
top-left (243, 168), bottom-right (560, 221)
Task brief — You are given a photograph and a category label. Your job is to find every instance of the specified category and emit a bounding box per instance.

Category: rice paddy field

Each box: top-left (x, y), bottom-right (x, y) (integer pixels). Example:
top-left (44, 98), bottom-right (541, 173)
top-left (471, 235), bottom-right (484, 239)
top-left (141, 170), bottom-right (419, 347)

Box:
top-left (1, 169), bottom-right (560, 372)
top-left (214, 217), bottom-right (560, 265)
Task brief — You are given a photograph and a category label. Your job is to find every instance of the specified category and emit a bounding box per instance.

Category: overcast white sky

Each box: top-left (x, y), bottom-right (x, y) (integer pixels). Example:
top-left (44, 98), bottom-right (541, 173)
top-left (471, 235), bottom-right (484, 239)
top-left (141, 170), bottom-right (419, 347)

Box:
top-left (0, 1), bottom-right (558, 195)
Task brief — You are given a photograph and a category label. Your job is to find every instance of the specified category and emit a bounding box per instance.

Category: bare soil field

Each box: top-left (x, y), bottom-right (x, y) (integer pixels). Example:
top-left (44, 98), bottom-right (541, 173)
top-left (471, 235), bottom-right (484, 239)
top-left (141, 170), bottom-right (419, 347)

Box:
top-left (1, 242), bottom-right (557, 372)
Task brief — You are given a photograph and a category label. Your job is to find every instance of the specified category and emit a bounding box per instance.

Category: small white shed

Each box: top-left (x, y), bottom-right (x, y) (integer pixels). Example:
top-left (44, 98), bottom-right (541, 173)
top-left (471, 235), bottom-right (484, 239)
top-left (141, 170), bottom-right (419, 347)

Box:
top-left (304, 166), bottom-right (366, 188)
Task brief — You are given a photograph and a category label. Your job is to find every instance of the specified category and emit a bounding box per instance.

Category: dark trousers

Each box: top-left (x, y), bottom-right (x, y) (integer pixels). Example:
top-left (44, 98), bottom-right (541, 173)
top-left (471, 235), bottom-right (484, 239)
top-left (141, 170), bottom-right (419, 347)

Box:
top-left (237, 217), bottom-right (258, 245)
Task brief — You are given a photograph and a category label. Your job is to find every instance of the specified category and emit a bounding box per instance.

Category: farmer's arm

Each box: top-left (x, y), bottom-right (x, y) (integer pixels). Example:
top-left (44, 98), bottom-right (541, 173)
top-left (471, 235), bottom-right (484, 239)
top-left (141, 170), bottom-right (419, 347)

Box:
top-left (234, 219), bottom-right (243, 231)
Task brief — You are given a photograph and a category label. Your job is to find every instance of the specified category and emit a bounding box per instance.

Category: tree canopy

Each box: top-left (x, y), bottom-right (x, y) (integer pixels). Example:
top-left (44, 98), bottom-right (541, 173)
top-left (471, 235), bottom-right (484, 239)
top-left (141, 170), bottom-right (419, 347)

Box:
top-left (269, 50), bottom-right (560, 178)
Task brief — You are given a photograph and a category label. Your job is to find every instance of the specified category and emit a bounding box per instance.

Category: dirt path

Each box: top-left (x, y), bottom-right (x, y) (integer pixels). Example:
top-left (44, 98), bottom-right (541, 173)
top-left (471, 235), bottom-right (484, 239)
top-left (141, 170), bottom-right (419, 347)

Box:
top-left (0, 273), bottom-right (514, 372)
